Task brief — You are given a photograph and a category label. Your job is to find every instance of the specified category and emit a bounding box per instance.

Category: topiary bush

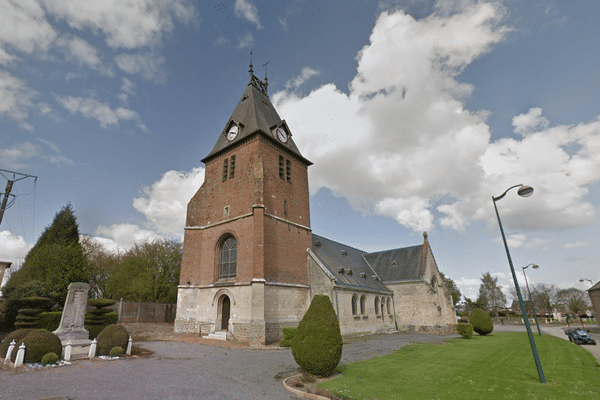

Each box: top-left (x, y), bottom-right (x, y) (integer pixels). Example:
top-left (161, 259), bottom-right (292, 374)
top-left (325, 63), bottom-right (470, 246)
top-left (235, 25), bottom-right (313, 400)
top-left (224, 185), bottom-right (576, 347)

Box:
top-left (280, 326), bottom-right (297, 347)
top-left (456, 323), bottom-right (473, 339)
top-left (109, 346), bottom-right (124, 357)
top-left (85, 310), bottom-right (119, 340)
top-left (469, 308), bottom-right (494, 336)
top-left (41, 352), bottom-right (59, 365)
top-left (291, 295), bottom-right (343, 377)
top-left (96, 324), bottom-right (129, 356)
top-left (0, 328), bottom-right (34, 359)
top-left (88, 298), bottom-right (117, 309)
top-left (37, 312), bottom-right (63, 331)
top-left (10, 329), bottom-right (63, 364)
top-left (85, 299), bottom-right (118, 340)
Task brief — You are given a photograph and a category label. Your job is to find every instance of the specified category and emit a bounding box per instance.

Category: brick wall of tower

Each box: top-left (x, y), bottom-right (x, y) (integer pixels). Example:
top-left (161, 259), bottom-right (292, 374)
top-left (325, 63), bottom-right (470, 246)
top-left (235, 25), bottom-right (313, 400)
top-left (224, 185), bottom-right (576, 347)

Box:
top-left (180, 134), bottom-right (311, 287)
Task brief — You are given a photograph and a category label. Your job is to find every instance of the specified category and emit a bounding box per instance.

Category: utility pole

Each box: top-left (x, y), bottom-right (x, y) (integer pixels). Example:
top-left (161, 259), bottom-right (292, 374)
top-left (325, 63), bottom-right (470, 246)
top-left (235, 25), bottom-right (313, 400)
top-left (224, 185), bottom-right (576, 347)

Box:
top-left (0, 169), bottom-right (37, 226)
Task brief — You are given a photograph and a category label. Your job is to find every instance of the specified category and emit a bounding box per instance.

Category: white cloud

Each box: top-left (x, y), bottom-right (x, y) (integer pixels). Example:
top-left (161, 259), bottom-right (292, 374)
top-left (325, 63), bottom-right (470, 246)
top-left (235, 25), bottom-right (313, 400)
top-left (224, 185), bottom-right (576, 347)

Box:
top-left (274, 3), bottom-right (600, 235)
top-left (286, 67), bottom-right (320, 90)
top-left (114, 52), bottom-right (166, 81)
top-left (0, 70), bottom-right (38, 122)
top-left (274, 3), bottom-right (507, 232)
top-left (95, 223), bottom-right (164, 250)
top-left (0, 0), bottom-right (57, 64)
top-left (512, 107), bottom-right (549, 136)
top-left (0, 231), bottom-right (32, 264)
top-left (55, 94), bottom-right (147, 130)
top-left (43, 0), bottom-right (197, 50)
top-left (55, 34), bottom-right (112, 75)
top-left (563, 241), bottom-right (592, 249)
top-left (234, 0), bottom-right (264, 29)
top-left (132, 167), bottom-right (206, 236)
top-left (0, 139), bottom-right (73, 169)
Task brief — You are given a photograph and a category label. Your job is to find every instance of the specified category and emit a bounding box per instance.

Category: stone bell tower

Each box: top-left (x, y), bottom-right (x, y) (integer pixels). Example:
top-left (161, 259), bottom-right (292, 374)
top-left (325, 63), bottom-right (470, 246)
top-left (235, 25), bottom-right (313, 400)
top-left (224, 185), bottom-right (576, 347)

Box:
top-left (175, 63), bottom-right (313, 345)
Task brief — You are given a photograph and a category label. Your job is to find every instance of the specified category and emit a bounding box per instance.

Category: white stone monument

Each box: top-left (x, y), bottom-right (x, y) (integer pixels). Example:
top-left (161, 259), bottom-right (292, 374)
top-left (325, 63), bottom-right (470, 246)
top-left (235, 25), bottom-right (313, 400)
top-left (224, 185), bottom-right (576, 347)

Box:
top-left (53, 282), bottom-right (92, 356)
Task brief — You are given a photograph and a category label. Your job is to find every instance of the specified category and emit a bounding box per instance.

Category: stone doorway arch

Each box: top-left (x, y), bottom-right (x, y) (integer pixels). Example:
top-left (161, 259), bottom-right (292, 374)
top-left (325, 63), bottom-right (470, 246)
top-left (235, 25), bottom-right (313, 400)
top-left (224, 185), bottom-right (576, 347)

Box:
top-left (220, 295), bottom-right (231, 331)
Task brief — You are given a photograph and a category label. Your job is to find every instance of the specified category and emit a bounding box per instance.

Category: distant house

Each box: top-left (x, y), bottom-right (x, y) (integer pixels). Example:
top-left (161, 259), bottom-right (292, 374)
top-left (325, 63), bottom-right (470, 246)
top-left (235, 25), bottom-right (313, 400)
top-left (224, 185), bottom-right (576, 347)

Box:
top-left (174, 67), bottom-right (456, 345)
top-left (587, 281), bottom-right (600, 326)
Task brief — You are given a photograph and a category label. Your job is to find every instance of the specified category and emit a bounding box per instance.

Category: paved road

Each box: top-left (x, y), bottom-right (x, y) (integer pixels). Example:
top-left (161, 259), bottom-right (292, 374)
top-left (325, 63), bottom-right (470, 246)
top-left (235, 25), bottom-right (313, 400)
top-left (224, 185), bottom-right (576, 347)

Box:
top-left (0, 332), bottom-right (456, 400)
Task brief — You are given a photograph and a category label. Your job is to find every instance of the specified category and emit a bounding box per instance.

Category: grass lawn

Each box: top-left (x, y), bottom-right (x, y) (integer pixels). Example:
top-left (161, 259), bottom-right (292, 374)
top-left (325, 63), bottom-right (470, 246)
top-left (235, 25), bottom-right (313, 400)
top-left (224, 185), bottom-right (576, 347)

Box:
top-left (318, 332), bottom-right (600, 399)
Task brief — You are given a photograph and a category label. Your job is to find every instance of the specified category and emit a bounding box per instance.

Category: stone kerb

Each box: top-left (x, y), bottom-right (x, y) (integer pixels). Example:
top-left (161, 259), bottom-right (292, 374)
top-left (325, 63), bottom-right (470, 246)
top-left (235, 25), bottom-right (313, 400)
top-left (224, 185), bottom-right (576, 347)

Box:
top-left (53, 282), bottom-right (92, 356)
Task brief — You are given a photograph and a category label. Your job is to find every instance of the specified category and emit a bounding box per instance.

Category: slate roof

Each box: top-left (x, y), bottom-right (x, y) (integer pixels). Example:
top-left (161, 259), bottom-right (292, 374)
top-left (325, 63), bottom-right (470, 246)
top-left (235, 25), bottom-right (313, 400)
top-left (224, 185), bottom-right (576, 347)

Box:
top-left (311, 234), bottom-right (391, 293)
top-left (364, 245), bottom-right (425, 282)
top-left (310, 233), bottom-right (433, 292)
top-left (588, 281), bottom-right (600, 292)
top-left (202, 74), bottom-right (311, 165)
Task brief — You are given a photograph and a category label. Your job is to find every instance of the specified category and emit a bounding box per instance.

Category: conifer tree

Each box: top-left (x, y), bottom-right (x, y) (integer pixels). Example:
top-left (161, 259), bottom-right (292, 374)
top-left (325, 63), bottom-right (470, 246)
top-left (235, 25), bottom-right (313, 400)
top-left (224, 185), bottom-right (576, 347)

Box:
top-left (3, 204), bottom-right (88, 308)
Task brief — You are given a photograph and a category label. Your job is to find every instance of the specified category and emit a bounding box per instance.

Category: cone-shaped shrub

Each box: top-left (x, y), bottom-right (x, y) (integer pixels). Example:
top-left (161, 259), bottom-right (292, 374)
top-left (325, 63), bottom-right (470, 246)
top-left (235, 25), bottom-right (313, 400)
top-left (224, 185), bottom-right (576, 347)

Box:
top-left (11, 329), bottom-right (63, 363)
top-left (96, 324), bottom-right (129, 356)
top-left (0, 329), bottom-right (34, 359)
top-left (291, 295), bottom-right (342, 377)
top-left (456, 323), bottom-right (473, 339)
top-left (469, 308), bottom-right (494, 336)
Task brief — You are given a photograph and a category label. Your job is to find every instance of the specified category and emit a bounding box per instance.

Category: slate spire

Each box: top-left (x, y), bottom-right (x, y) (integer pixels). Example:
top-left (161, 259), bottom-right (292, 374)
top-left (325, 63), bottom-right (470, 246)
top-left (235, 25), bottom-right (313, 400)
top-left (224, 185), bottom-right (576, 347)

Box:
top-left (202, 65), bottom-right (311, 166)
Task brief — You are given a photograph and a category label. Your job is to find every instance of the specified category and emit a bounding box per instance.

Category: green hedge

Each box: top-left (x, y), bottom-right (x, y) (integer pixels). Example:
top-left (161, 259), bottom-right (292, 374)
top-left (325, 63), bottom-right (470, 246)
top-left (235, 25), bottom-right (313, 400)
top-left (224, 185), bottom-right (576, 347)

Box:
top-left (469, 308), bottom-right (494, 336)
top-left (280, 326), bottom-right (297, 347)
top-left (456, 323), bottom-right (473, 339)
top-left (37, 312), bottom-right (63, 332)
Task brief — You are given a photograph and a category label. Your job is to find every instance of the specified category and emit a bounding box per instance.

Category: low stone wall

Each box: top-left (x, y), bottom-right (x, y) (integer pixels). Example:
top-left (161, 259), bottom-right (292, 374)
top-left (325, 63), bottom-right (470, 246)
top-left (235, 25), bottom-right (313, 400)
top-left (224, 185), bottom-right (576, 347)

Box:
top-left (397, 324), bottom-right (457, 335)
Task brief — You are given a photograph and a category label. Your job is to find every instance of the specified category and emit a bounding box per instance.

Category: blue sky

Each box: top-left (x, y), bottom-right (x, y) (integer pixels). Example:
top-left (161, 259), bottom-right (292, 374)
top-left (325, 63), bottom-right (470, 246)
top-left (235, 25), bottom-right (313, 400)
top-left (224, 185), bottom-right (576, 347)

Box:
top-left (1, 0), bottom-right (599, 301)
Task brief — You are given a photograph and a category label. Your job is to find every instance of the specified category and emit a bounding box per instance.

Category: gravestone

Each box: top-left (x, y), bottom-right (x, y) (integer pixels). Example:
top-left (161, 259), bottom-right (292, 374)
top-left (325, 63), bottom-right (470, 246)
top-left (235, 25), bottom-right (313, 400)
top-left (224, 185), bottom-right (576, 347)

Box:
top-left (54, 282), bottom-right (92, 355)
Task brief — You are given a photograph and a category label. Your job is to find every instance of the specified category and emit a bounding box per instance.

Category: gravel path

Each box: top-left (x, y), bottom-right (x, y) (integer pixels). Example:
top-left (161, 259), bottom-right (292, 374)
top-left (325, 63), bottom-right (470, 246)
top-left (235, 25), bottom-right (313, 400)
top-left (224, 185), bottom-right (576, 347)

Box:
top-left (0, 331), bottom-right (456, 400)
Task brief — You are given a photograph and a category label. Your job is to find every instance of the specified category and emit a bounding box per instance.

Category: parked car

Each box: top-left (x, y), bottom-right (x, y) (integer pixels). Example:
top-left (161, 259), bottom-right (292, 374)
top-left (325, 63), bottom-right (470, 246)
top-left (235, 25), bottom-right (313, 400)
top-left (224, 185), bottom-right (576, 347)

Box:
top-left (565, 329), bottom-right (597, 345)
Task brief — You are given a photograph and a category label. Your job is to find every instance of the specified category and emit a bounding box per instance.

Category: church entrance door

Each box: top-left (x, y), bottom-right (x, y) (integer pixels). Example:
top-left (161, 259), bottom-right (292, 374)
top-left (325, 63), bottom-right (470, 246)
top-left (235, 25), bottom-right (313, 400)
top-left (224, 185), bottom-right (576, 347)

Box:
top-left (221, 295), bottom-right (230, 331)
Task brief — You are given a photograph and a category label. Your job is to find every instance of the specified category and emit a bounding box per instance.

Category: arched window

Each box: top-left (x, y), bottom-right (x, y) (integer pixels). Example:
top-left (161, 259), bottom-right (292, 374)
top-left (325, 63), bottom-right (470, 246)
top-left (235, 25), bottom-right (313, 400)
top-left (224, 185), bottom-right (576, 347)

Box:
top-left (352, 294), bottom-right (358, 316)
top-left (431, 276), bottom-right (437, 293)
top-left (219, 236), bottom-right (237, 279)
top-left (381, 298), bottom-right (385, 315)
top-left (375, 297), bottom-right (380, 315)
top-left (360, 295), bottom-right (366, 316)
top-left (387, 298), bottom-right (392, 315)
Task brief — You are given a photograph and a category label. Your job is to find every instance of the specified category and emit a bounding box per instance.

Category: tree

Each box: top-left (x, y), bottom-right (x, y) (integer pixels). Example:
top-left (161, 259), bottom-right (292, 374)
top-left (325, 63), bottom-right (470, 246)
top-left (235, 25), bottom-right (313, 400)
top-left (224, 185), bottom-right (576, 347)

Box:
top-left (3, 204), bottom-right (88, 308)
top-left (105, 238), bottom-right (182, 303)
top-left (440, 272), bottom-right (461, 306)
top-left (292, 294), bottom-right (342, 377)
top-left (477, 272), bottom-right (506, 319)
top-left (80, 235), bottom-right (120, 298)
top-left (557, 288), bottom-right (589, 322)
top-left (531, 283), bottom-right (558, 316)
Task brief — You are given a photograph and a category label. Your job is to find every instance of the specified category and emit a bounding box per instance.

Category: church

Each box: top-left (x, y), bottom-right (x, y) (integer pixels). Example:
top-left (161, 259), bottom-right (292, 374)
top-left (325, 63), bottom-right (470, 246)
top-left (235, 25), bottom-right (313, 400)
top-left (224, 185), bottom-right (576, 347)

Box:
top-left (174, 65), bottom-right (456, 346)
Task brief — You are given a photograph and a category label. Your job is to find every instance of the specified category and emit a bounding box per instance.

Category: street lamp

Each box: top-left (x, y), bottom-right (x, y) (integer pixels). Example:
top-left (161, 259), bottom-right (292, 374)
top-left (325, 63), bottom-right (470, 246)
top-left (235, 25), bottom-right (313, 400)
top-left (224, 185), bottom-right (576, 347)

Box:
top-left (523, 263), bottom-right (542, 336)
top-left (493, 184), bottom-right (546, 384)
top-left (579, 278), bottom-right (593, 285)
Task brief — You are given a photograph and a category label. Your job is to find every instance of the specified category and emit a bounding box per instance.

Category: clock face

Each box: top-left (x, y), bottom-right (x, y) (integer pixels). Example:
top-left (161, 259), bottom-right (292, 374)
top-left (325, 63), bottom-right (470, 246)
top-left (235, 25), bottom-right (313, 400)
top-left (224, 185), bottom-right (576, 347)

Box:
top-left (276, 127), bottom-right (288, 142)
top-left (227, 125), bottom-right (239, 141)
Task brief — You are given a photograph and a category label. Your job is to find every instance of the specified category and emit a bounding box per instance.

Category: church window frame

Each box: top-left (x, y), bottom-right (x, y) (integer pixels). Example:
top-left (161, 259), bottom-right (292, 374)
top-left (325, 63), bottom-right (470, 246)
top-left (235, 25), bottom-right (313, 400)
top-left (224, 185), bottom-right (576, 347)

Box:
top-left (222, 158), bottom-right (229, 182)
top-left (229, 155), bottom-right (236, 179)
top-left (218, 235), bottom-right (237, 280)
top-left (387, 298), bottom-right (392, 315)
top-left (375, 297), bottom-right (380, 316)
top-left (352, 294), bottom-right (358, 317)
top-left (360, 295), bottom-right (366, 316)
top-left (286, 159), bottom-right (291, 182)
top-left (279, 155), bottom-right (285, 180)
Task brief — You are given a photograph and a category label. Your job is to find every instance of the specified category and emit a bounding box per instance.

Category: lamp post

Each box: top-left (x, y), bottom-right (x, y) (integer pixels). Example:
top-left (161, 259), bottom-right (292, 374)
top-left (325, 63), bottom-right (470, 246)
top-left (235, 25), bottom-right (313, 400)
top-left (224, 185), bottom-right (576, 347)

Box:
top-left (492, 184), bottom-right (546, 384)
top-left (579, 278), bottom-right (593, 285)
top-left (523, 263), bottom-right (542, 336)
